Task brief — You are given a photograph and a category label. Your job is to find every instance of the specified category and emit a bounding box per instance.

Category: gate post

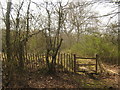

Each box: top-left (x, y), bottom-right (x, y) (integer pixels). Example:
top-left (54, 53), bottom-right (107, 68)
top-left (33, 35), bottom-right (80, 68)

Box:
top-left (96, 54), bottom-right (98, 73)
top-left (74, 54), bottom-right (76, 73)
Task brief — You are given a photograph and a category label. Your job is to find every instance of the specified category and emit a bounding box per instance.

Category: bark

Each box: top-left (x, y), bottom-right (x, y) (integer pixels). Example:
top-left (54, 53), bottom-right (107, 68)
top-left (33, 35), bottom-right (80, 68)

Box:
top-left (44, 2), bottom-right (64, 74)
top-left (18, 42), bottom-right (24, 69)
top-left (6, 1), bottom-right (11, 63)
top-left (4, 0), bottom-right (12, 87)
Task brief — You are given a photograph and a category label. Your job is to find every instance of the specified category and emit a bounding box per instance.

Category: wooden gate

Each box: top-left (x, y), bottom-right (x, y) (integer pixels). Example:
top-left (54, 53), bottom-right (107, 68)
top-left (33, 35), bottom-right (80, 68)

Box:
top-left (74, 54), bottom-right (98, 73)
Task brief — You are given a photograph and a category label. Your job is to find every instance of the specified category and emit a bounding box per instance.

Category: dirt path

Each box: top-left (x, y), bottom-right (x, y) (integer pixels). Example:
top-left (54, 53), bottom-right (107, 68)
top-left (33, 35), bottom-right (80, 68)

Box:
top-left (104, 64), bottom-right (119, 75)
top-left (76, 59), bottom-right (119, 88)
top-left (77, 59), bottom-right (119, 75)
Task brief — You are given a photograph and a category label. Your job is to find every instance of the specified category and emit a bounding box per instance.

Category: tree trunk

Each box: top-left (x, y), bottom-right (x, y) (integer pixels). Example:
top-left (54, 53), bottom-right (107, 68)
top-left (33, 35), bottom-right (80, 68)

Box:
top-left (18, 42), bottom-right (24, 70)
top-left (4, 0), bottom-right (12, 87)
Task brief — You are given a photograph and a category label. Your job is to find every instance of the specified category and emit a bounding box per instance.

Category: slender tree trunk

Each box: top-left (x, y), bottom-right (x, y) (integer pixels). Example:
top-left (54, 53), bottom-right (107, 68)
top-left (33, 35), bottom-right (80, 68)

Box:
top-left (46, 50), bottom-right (50, 70)
top-left (4, 0), bottom-right (12, 87)
top-left (6, 1), bottom-right (11, 63)
top-left (18, 42), bottom-right (24, 70)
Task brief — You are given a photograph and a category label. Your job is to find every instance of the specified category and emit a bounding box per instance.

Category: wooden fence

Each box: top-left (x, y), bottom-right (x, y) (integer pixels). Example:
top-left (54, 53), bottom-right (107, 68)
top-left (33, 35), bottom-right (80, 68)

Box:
top-left (1, 53), bottom-right (98, 73)
top-left (1, 53), bottom-right (75, 72)
top-left (55, 53), bottom-right (75, 72)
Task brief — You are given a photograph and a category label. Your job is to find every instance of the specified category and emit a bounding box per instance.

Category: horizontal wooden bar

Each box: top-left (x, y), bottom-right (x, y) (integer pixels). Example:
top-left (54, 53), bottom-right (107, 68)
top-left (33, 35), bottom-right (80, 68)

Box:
top-left (77, 64), bottom-right (96, 66)
top-left (76, 71), bottom-right (97, 74)
top-left (76, 57), bottom-right (96, 59)
top-left (76, 70), bottom-right (87, 72)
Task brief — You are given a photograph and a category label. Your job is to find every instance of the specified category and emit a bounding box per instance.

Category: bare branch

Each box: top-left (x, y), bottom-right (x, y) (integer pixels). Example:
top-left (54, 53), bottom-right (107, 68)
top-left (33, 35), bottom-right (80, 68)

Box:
top-left (92, 12), bottom-right (120, 18)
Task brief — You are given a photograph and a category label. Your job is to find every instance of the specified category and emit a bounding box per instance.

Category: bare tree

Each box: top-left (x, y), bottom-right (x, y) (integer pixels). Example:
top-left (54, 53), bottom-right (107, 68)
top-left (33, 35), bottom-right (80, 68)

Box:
top-left (62, 1), bottom-right (100, 44)
top-left (4, 0), bottom-right (12, 87)
top-left (41, 2), bottom-right (64, 73)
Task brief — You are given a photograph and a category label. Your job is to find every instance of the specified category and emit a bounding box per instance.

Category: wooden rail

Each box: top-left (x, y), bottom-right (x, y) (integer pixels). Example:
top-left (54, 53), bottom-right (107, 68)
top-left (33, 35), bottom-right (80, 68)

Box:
top-left (75, 57), bottom-right (96, 59)
top-left (73, 54), bottom-right (98, 73)
top-left (77, 64), bottom-right (96, 66)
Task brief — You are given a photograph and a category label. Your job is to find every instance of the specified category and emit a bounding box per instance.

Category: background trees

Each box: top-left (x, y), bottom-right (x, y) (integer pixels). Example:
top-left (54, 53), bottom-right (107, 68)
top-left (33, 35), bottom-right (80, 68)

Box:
top-left (0, 0), bottom-right (118, 75)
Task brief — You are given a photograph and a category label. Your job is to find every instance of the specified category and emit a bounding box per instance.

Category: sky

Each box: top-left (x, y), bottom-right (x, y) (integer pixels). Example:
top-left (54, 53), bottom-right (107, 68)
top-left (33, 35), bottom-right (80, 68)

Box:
top-left (0, 0), bottom-right (118, 29)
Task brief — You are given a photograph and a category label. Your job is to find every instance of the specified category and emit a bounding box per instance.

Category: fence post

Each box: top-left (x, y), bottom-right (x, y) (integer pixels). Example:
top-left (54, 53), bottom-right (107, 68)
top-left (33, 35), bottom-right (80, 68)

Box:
top-left (74, 54), bottom-right (76, 73)
top-left (60, 53), bottom-right (63, 72)
top-left (96, 54), bottom-right (98, 73)
top-left (63, 53), bottom-right (65, 71)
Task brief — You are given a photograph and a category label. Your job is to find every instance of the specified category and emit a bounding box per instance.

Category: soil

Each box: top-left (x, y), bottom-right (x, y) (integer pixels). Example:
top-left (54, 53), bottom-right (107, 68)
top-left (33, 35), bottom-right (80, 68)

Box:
top-left (3, 63), bottom-right (119, 89)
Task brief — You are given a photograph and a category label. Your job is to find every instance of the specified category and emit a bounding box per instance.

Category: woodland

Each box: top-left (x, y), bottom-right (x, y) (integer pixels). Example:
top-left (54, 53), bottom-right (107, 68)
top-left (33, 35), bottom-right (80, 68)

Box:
top-left (0, 0), bottom-right (119, 89)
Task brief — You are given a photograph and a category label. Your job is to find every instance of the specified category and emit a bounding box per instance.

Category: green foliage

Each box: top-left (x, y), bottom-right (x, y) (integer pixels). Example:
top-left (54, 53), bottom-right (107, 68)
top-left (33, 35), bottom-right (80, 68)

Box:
top-left (27, 31), bottom-right (46, 54)
top-left (71, 34), bottom-right (118, 64)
